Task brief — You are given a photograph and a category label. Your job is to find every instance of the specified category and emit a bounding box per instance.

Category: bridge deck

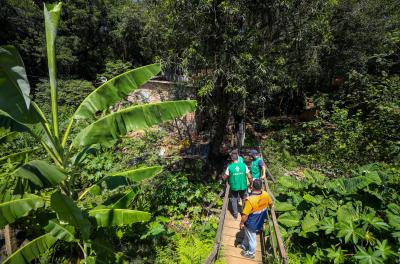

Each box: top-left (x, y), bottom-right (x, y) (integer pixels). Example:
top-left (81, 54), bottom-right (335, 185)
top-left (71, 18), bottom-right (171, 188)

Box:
top-left (221, 206), bottom-right (263, 264)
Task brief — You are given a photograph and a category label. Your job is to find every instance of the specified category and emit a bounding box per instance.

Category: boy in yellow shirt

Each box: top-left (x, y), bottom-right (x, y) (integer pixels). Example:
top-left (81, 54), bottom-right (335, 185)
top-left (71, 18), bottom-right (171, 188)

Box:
top-left (239, 179), bottom-right (273, 259)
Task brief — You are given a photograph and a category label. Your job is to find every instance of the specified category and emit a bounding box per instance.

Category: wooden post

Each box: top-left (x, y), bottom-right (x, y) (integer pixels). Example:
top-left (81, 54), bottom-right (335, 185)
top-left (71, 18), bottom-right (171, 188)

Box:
top-left (4, 224), bottom-right (16, 256)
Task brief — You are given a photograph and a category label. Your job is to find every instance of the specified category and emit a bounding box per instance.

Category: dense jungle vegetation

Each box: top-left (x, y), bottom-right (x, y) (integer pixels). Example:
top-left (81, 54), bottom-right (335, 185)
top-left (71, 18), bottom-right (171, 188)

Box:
top-left (0, 0), bottom-right (399, 263)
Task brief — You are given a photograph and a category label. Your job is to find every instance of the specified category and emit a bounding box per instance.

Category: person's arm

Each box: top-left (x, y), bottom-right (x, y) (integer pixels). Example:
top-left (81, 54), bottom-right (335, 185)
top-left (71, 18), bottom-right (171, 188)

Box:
top-left (223, 167), bottom-right (229, 180)
top-left (260, 159), bottom-right (266, 179)
top-left (240, 214), bottom-right (248, 229)
top-left (245, 165), bottom-right (253, 186)
top-left (240, 199), bottom-right (252, 229)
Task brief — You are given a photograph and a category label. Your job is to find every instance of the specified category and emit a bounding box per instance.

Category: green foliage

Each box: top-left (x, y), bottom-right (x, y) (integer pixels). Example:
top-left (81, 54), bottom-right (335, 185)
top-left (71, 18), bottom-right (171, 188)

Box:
top-left (273, 165), bottom-right (400, 263)
top-left (0, 194), bottom-right (44, 228)
top-left (0, 3), bottom-right (196, 262)
top-left (3, 233), bottom-right (58, 264)
top-left (96, 60), bottom-right (133, 81)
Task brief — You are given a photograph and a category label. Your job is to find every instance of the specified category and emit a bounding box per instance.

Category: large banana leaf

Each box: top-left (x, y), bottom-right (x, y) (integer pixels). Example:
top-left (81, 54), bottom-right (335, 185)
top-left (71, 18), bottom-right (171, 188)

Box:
top-left (74, 64), bottom-right (160, 120)
top-left (89, 208), bottom-right (151, 227)
top-left (51, 191), bottom-right (91, 239)
top-left (3, 233), bottom-right (57, 264)
top-left (110, 190), bottom-right (139, 209)
top-left (78, 166), bottom-right (162, 200)
top-left (0, 45), bottom-right (37, 124)
top-left (110, 166), bottom-right (163, 182)
top-left (0, 148), bottom-right (38, 164)
top-left (0, 109), bottom-right (31, 132)
top-left (44, 2), bottom-right (62, 140)
top-left (62, 64), bottom-right (161, 147)
top-left (0, 194), bottom-right (44, 228)
top-left (45, 219), bottom-right (76, 242)
top-left (71, 100), bottom-right (197, 147)
top-left (14, 160), bottom-right (66, 187)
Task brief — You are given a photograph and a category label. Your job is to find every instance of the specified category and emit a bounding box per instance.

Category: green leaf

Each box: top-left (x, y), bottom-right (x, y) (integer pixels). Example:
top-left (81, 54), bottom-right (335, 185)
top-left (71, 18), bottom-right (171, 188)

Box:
top-left (91, 236), bottom-right (116, 263)
top-left (110, 190), bottom-right (139, 209)
top-left (89, 209), bottom-right (151, 227)
top-left (74, 64), bottom-right (161, 120)
top-left (354, 247), bottom-right (384, 264)
top-left (301, 213), bottom-right (319, 233)
top-left (325, 245), bottom-right (346, 264)
top-left (319, 217), bottom-right (336, 235)
top-left (3, 234), bottom-right (57, 264)
top-left (337, 203), bottom-right (359, 223)
top-left (44, 219), bottom-right (75, 242)
top-left (0, 110), bottom-right (30, 132)
top-left (0, 45), bottom-right (38, 124)
top-left (336, 221), bottom-right (363, 244)
top-left (303, 168), bottom-right (326, 183)
top-left (374, 240), bottom-right (395, 260)
top-left (303, 254), bottom-right (318, 264)
top-left (277, 211), bottom-right (301, 227)
top-left (50, 191), bottom-right (91, 239)
top-left (386, 211), bottom-right (400, 230)
top-left (79, 166), bottom-right (161, 200)
top-left (303, 193), bottom-right (323, 205)
top-left (278, 176), bottom-right (307, 190)
top-left (325, 172), bottom-right (381, 195)
top-left (110, 166), bottom-right (163, 182)
top-left (274, 201), bottom-right (296, 212)
top-left (14, 160), bottom-right (66, 187)
top-left (71, 100), bottom-right (197, 147)
top-left (387, 203), bottom-right (400, 215)
top-left (361, 213), bottom-right (389, 231)
top-left (0, 194), bottom-right (44, 228)
top-left (44, 2), bottom-right (62, 140)
top-left (0, 148), bottom-right (38, 164)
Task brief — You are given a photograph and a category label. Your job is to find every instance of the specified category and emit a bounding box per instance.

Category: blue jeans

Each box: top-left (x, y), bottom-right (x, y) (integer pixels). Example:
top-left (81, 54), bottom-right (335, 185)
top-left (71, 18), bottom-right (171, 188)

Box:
top-left (242, 226), bottom-right (257, 255)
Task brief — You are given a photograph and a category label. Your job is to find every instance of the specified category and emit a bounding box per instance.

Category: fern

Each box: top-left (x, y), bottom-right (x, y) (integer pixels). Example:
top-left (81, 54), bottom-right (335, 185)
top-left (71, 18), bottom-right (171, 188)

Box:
top-left (176, 235), bottom-right (213, 264)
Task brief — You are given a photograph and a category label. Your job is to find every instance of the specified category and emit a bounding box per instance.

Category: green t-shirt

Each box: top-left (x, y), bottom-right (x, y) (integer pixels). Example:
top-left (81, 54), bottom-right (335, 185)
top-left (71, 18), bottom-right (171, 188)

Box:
top-left (250, 157), bottom-right (264, 179)
top-left (226, 162), bottom-right (247, 191)
top-left (238, 156), bottom-right (244, 163)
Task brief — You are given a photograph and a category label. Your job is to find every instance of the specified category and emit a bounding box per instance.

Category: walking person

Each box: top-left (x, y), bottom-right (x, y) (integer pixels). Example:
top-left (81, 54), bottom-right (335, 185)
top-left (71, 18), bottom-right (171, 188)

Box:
top-left (249, 149), bottom-right (266, 179)
top-left (224, 152), bottom-right (252, 219)
top-left (239, 179), bottom-right (273, 259)
top-left (231, 149), bottom-right (245, 163)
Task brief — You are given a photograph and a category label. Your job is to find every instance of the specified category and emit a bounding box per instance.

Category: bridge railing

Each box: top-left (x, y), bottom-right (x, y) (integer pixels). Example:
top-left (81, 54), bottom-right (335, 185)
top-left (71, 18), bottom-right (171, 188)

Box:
top-left (259, 146), bottom-right (288, 264)
top-left (204, 145), bottom-right (288, 264)
top-left (204, 183), bottom-right (230, 264)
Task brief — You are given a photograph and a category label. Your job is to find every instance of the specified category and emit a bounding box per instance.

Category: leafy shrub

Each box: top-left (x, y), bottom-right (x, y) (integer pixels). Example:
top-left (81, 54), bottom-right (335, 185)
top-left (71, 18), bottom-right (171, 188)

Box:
top-left (274, 165), bottom-right (400, 263)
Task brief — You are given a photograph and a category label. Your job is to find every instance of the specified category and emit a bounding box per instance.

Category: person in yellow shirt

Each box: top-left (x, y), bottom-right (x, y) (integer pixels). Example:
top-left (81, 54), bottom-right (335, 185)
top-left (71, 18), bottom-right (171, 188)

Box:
top-left (239, 179), bottom-right (273, 259)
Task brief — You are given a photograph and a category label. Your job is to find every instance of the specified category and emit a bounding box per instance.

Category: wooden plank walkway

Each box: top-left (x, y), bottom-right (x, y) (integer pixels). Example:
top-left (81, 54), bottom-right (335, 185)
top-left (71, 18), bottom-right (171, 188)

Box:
top-left (221, 206), bottom-right (263, 264)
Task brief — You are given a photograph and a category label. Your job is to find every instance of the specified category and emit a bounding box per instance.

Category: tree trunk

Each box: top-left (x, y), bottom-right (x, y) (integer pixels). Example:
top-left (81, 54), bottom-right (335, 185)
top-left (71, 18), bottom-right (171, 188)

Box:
top-left (4, 224), bottom-right (16, 256)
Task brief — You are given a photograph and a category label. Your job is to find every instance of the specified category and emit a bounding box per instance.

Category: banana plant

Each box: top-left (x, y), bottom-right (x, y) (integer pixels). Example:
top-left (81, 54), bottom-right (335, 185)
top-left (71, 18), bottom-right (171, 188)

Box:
top-left (0, 2), bottom-right (196, 262)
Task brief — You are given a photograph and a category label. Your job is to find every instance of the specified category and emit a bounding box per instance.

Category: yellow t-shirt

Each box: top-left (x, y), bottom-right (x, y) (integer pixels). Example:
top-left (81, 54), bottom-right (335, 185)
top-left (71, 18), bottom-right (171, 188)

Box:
top-left (242, 191), bottom-right (273, 215)
top-left (242, 191), bottom-right (273, 231)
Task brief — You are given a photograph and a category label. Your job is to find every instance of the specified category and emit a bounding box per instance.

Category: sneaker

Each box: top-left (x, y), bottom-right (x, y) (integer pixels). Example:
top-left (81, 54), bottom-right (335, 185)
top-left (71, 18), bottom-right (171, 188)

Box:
top-left (238, 244), bottom-right (247, 251)
top-left (240, 251), bottom-right (255, 259)
top-left (233, 214), bottom-right (238, 220)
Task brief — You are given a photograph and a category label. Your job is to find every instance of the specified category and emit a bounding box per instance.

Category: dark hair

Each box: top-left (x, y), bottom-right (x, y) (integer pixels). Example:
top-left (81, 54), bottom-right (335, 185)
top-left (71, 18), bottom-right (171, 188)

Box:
top-left (253, 179), bottom-right (262, 190)
top-left (230, 153), bottom-right (238, 161)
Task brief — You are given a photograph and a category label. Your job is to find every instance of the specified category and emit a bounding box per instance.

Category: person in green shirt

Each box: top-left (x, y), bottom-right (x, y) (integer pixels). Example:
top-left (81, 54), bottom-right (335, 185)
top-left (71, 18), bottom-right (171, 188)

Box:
top-left (249, 149), bottom-right (266, 180)
top-left (231, 149), bottom-right (245, 163)
top-left (224, 153), bottom-right (252, 219)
